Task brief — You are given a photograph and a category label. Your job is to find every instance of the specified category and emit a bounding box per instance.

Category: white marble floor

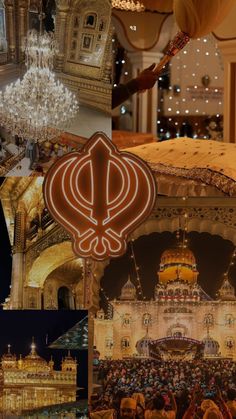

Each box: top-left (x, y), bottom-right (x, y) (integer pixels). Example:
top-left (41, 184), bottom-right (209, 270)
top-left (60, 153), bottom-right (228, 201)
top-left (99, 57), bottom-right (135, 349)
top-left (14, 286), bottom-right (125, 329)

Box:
top-left (67, 105), bottom-right (111, 139)
top-left (6, 157), bottom-right (32, 176)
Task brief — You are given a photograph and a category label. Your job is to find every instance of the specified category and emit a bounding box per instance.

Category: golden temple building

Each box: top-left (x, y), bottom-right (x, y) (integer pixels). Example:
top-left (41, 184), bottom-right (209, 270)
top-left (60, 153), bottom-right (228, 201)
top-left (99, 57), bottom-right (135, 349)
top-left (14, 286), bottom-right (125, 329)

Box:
top-left (0, 341), bottom-right (77, 415)
top-left (94, 240), bottom-right (236, 360)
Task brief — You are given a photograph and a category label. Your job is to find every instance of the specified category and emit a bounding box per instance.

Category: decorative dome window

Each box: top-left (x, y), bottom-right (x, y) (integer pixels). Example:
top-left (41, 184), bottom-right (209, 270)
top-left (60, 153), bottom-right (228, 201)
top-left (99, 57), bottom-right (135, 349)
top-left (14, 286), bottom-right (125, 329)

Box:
top-left (122, 313), bottom-right (131, 326)
top-left (225, 337), bottom-right (235, 350)
top-left (225, 314), bottom-right (234, 326)
top-left (105, 338), bottom-right (113, 349)
top-left (121, 337), bottom-right (130, 349)
top-left (143, 313), bottom-right (151, 326)
top-left (204, 313), bottom-right (214, 327)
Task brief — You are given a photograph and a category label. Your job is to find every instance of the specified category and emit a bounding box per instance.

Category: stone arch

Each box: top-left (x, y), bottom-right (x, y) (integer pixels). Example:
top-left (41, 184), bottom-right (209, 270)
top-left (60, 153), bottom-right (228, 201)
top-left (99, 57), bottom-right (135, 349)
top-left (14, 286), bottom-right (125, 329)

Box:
top-left (26, 241), bottom-right (79, 288)
top-left (112, 11), bottom-right (174, 53)
top-left (130, 215), bottom-right (236, 246)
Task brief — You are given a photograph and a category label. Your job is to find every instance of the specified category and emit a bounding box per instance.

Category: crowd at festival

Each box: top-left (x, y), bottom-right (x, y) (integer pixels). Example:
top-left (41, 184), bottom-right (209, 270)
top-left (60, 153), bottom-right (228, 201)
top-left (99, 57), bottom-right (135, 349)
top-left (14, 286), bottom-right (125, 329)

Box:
top-left (91, 359), bottom-right (236, 418)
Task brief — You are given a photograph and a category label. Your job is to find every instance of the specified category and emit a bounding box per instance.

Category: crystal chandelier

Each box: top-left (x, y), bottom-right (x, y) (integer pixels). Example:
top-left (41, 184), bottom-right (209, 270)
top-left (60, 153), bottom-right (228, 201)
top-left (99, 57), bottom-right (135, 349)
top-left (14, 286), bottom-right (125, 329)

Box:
top-left (112, 0), bottom-right (145, 12)
top-left (0, 30), bottom-right (79, 143)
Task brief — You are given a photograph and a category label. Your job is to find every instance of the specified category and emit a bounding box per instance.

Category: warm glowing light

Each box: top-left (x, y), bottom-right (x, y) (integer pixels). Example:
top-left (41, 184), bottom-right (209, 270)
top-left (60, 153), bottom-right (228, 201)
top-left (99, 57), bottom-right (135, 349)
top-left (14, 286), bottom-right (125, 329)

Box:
top-left (112, 0), bottom-right (145, 12)
top-left (0, 31), bottom-right (78, 143)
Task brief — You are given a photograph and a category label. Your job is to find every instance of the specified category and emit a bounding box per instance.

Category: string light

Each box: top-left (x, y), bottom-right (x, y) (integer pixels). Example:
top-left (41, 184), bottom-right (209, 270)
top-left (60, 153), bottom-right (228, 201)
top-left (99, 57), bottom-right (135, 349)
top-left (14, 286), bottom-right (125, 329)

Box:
top-left (162, 33), bottom-right (224, 138)
top-left (130, 240), bottom-right (144, 300)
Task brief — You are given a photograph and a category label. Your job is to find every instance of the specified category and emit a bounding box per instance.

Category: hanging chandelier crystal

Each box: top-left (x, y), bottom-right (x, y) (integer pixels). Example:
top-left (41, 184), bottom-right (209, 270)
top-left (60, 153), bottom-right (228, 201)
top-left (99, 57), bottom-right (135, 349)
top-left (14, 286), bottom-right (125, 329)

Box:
top-left (112, 0), bottom-right (145, 12)
top-left (0, 30), bottom-right (79, 143)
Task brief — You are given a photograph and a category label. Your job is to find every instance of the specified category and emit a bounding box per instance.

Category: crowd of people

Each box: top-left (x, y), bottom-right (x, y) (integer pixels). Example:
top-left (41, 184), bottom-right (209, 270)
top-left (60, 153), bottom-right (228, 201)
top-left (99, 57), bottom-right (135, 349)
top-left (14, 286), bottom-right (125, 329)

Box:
top-left (91, 359), bottom-right (236, 418)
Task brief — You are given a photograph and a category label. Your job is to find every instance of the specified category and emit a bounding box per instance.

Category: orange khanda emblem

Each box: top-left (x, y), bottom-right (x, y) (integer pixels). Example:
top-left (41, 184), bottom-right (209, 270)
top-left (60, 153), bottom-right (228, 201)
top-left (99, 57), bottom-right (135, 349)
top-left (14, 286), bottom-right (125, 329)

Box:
top-left (43, 132), bottom-right (157, 260)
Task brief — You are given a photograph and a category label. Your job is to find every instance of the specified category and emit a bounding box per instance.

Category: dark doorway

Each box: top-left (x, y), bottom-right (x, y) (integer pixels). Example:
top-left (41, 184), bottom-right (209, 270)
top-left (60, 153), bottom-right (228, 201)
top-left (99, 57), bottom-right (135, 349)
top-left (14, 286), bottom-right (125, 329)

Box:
top-left (58, 286), bottom-right (71, 310)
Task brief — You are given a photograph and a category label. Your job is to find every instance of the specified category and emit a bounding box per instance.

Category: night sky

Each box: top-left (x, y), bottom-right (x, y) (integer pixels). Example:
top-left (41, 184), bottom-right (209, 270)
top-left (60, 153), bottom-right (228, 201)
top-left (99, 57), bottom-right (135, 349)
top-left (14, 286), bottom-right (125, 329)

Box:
top-left (0, 311), bottom-right (88, 399)
top-left (100, 231), bottom-right (236, 308)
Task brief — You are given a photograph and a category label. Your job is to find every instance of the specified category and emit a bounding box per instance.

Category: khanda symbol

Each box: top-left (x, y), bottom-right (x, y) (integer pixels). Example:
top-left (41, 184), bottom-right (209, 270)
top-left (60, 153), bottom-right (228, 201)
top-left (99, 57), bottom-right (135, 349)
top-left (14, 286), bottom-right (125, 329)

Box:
top-left (43, 132), bottom-right (157, 260)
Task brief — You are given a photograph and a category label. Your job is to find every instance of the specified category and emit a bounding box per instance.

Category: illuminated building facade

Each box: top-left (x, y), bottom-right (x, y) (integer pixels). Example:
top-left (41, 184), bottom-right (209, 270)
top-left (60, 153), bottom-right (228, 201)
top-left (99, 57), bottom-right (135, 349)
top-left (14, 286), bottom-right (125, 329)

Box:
top-left (0, 341), bottom-right (77, 415)
top-left (94, 242), bottom-right (236, 360)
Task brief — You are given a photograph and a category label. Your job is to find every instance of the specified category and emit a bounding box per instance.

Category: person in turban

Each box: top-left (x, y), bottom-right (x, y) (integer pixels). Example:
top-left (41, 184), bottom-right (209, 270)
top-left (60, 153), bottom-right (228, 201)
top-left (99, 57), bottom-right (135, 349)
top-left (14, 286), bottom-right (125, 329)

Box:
top-left (145, 391), bottom-right (177, 419)
top-left (226, 389), bottom-right (236, 418)
top-left (120, 397), bottom-right (137, 419)
top-left (201, 400), bottom-right (224, 419)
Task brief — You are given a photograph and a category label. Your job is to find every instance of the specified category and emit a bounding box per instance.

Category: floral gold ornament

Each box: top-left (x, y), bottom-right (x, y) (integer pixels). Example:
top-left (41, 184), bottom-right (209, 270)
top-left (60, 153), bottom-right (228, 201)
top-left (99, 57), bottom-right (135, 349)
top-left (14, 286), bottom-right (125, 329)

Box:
top-left (43, 132), bottom-right (156, 261)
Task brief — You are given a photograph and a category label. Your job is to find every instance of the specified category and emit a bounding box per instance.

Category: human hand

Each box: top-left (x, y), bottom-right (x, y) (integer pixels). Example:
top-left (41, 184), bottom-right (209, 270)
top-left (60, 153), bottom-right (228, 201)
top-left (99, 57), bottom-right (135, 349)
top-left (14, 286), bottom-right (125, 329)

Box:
top-left (135, 63), bottom-right (158, 91)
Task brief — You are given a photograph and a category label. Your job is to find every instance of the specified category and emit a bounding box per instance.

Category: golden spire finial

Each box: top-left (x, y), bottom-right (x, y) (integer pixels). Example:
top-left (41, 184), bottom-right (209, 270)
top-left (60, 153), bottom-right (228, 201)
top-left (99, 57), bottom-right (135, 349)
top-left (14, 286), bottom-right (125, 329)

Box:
top-left (31, 337), bottom-right (36, 355)
top-left (7, 344), bottom-right (11, 354)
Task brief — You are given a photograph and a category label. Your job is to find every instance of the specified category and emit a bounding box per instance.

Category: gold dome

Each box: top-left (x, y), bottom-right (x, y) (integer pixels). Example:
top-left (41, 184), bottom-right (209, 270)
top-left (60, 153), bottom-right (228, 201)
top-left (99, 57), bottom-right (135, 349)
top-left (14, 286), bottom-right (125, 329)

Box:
top-left (158, 246), bottom-right (198, 284)
top-left (161, 247), bottom-right (196, 265)
top-left (21, 340), bottom-right (50, 372)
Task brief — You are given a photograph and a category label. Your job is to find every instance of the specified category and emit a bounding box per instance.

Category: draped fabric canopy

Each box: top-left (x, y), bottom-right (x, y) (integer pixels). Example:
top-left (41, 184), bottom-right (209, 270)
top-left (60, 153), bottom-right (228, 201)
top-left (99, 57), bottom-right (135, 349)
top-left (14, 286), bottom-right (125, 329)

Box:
top-left (173, 0), bottom-right (235, 38)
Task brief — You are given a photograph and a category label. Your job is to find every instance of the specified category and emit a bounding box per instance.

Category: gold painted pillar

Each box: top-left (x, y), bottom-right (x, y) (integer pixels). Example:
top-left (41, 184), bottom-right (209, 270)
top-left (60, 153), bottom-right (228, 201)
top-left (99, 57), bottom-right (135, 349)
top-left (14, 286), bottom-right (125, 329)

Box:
top-left (218, 40), bottom-right (236, 143)
top-left (127, 51), bottom-right (162, 136)
top-left (102, 21), bottom-right (113, 85)
top-left (55, 1), bottom-right (69, 71)
top-left (10, 204), bottom-right (26, 309)
top-left (18, 1), bottom-right (28, 63)
top-left (5, 2), bottom-right (16, 62)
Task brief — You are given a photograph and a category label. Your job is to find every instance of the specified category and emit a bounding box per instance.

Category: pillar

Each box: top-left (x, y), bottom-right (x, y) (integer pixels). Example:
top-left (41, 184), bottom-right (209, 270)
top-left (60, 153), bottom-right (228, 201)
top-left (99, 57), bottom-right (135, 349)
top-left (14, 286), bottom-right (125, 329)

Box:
top-left (83, 259), bottom-right (105, 399)
top-left (218, 40), bottom-right (236, 143)
top-left (55, 1), bottom-right (69, 71)
top-left (10, 204), bottom-right (26, 309)
top-left (88, 310), bottom-right (95, 400)
top-left (127, 51), bottom-right (163, 136)
top-left (18, 2), bottom-right (27, 63)
top-left (5, 2), bottom-right (16, 62)
top-left (82, 259), bottom-right (96, 399)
